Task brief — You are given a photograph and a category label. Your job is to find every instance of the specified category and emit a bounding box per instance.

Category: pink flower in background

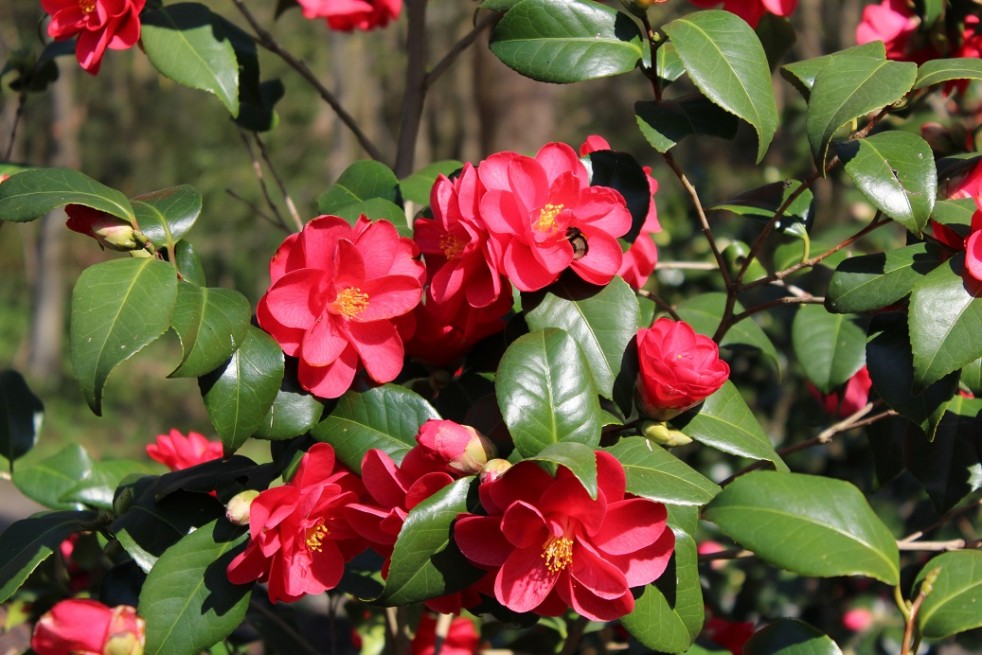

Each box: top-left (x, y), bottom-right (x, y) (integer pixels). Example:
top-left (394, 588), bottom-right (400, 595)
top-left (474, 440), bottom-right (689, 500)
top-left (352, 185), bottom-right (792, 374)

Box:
top-left (257, 215), bottom-right (425, 399)
top-left (703, 615), bottom-right (755, 655)
top-left (146, 429), bottom-right (223, 471)
top-left (688, 0), bottom-right (796, 27)
top-left (411, 614), bottom-right (480, 655)
top-left (855, 0), bottom-right (933, 62)
top-left (41, 0), bottom-right (145, 74)
top-left (297, 0), bottom-right (401, 31)
top-left (32, 599), bottom-right (145, 655)
top-left (814, 366), bottom-right (873, 417)
top-left (929, 195), bottom-right (982, 283)
top-left (946, 158), bottom-right (982, 200)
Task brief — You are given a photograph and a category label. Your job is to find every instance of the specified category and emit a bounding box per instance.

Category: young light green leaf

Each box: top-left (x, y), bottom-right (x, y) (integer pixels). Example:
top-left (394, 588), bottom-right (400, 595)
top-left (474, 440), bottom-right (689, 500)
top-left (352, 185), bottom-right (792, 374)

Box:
top-left (169, 283), bottom-right (252, 378)
top-left (834, 132), bottom-right (936, 233)
top-left (132, 185), bottom-right (203, 249)
top-left (70, 258), bottom-right (178, 415)
top-left (141, 3), bottom-right (240, 116)
top-left (0, 167), bottom-right (134, 223)
top-left (12, 444), bottom-right (93, 511)
top-left (826, 243), bottom-right (943, 313)
top-left (0, 369), bottom-right (43, 467)
top-left (791, 304), bottom-right (866, 394)
top-left (705, 471), bottom-right (900, 584)
top-left (635, 95), bottom-right (740, 153)
top-left (605, 436), bottom-right (721, 506)
top-left (744, 619), bottom-right (843, 655)
top-left (489, 0), bottom-right (643, 83)
top-left (663, 10), bottom-right (778, 162)
top-left (914, 58), bottom-right (982, 90)
top-left (915, 550), bottom-right (982, 639)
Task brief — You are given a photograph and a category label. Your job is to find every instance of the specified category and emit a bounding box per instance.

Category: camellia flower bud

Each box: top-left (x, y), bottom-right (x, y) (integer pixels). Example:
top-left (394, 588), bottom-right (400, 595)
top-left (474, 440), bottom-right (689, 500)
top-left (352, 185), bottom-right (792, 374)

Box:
top-left (65, 205), bottom-right (149, 252)
top-left (618, 0), bottom-right (670, 17)
top-left (479, 458), bottom-right (512, 485)
top-left (641, 421), bottom-right (693, 447)
top-left (416, 419), bottom-right (496, 476)
top-left (225, 489), bottom-right (260, 526)
top-left (31, 599), bottom-right (145, 655)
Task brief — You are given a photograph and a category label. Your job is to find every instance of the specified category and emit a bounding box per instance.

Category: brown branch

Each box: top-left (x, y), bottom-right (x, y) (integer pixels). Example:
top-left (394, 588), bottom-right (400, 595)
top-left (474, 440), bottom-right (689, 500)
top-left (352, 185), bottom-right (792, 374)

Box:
top-left (427, 12), bottom-right (498, 86)
top-left (637, 288), bottom-right (681, 321)
top-left (224, 188), bottom-right (282, 229)
top-left (730, 294), bottom-right (826, 324)
top-left (899, 499), bottom-right (982, 545)
top-left (394, 0), bottom-right (429, 178)
top-left (238, 130), bottom-right (290, 232)
top-left (3, 90), bottom-right (26, 161)
top-left (253, 133), bottom-right (303, 231)
top-left (897, 539), bottom-right (982, 552)
top-left (902, 567), bottom-right (939, 655)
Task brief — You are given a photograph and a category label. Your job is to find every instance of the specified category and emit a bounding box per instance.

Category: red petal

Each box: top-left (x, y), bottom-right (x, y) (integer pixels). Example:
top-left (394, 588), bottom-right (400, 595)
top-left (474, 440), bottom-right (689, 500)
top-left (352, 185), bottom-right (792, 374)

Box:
top-left (500, 501), bottom-right (549, 548)
top-left (495, 545), bottom-right (558, 613)
top-left (455, 515), bottom-right (511, 567)
top-left (591, 498), bottom-right (667, 555)
top-left (343, 320), bottom-right (405, 384)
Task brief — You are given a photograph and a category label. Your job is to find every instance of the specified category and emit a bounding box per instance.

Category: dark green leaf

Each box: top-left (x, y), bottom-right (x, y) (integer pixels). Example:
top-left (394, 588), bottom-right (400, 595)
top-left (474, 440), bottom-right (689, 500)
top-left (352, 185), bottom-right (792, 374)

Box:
top-left (399, 160), bottom-right (463, 206)
top-left (379, 478), bottom-right (483, 604)
top-left (70, 257), bottom-right (178, 414)
top-left (223, 18), bottom-right (283, 132)
top-left (663, 10), bottom-right (778, 162)
top-left (317, 160), bottom-right (400, 212)
top-left (153, 455), bottom-right (277, 502)
top-left (711, 180), bottom-right (813, 235)
top-left (932, 197), bottom-right (976, 229)
top-left (961, 358), bottom-right (982, 395)
top-left (673, 382), bottom-right (787, 470)
top-left (0, 370), bottom-right (43, 466)
top-left (834, 132), bottom-right (936, 233)
top-left (587, 150), bottom-right (651, 242)
top-left (676, 293), bottom-right (780, 371)
top-left (174, 240), bottom-right (206, 286)
top-left (744, 619), bottom-right (843, 655)
top-left (914, 58), bottom-right (982, 90)
top-left (489, 0), bottom-right (643, 83)
top-left (705, 471), bottom-right (900, 584)
top-left (169, 283), bottom-right (252, 378)
top-left (139, 520), bottom-right (251, 655)
top-left (780, 42), bottom-right (885, 99)
top-left (635, 95), bottom-right (739, 154)
top-left (605, 436), bottom-right (721, 506)
top-left (791, 304), bottom-right (866, 393)
top-left (141, 3), bottom-right (239, 116)
top-left (333, 199), bottom-right (410, 237)
top-left (826, 243), bottom-right (943, 313)
top-left (496, 328), bottom-right (602, 458)
top-left (806, 56), bottom-right (916, 170)
top-left (528, 442), bottom-right (598, 499)
top-left (311, 384), bottom-right (439, 473)
top-left (0, 167), bottom-right (134, 223)
top-left (915, 550), bottom-right (982, 639)
top-left (12, 444), bottom-right (93, 511)
top-left (132, 185), bottom-right (202, 250)
top-left (0, 510), bottom-right (99, 602)
top-left (61, 459), bottom-right (154, 511)
top-left (254, 361), bottom-right (326, 440)
top-left (199, 326), bottom-right (284, 453)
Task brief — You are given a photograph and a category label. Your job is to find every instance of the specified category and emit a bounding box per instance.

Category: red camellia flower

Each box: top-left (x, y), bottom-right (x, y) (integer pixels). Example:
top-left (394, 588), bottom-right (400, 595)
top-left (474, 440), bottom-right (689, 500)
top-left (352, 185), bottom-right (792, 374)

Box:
top-left (257, 215), bottom-right (425, 399)
top-left (146, 429), bottom-right (223, 471)
top-left (855, 0), bottom-right (935, 62)
top-left (296, 0), bottom-right (401, 31)
top-left (688, 0), bottom-right (796, 28)
top-left (405, 290), bottom-right (511, 367)
top-left (41, 0), bottom-right (146, 74)
top-left (32, 599), bottom-right (145, 655)
top-left (226, 443), bottom-right (367, 603)
top-left (411, 614), bottom-right (480, 655)
top-left (636, 318), bottom-right (730, 419)
top-left (703, 615), bottom-right (755, 655)
top-left (455, 451), bottom-right (674, 621)
top-left (479, 142), bottom-right (632, 291)
top-left (812, 366), bottom-right (873, 418)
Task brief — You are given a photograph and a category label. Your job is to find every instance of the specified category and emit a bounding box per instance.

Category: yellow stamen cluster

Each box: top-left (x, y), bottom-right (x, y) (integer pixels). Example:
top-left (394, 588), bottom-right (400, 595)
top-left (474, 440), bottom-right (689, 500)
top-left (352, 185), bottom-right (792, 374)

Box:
top-left (440, 233), bottom-right (464, 259)
top-left (79, 0), bottom-right (96, 13)
top-left (541, 536), bottom-right (574, 573)
top-left (335, 287), bottom-right (370, 319)
top-left (306, 521), bottom-right (330, 553)
top-left (534, 203), bottom-right (564, 233)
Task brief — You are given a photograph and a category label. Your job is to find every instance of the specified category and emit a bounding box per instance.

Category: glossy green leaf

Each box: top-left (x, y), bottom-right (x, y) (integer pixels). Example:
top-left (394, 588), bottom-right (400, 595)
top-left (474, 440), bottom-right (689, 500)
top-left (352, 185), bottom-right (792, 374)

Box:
top-left (910, 254), bottom-right (982, 387)
top-left (254, 363), bottom-right (325, 440)
top-left (489, 0), bottom-right (643, 83)
top-left (70, 257), bottom-right (178, 414)
top-left (587, 150), bottom-right (652, 242)
top-left (621, 531), bottom-right (702, 653)
top-left (932, 197), bottom-right (976, 229)
top-left (312, 384), bottom-right (439, 473)
top-left (676, 292), bottom-right (780, 371)
top-left (141, 3), bottom-right (239, 116)
top-left (379, 477), bottom-right (483, 604)
top-left (333, 199), bottom-right (410, 236)
top-left (0, 510), bottom-right (99, 602)
top-left (60, 459), bottom-right (154, 510)
top-left (12, 444), bottom-right (93, 511)
top-left (826, 243), bottom-right (942, 313)
top-left (0, 369), bottom-right (43, 466)
top-left (174, 240), bottom-right (206, 286)
top-left (834, 132), bottom-right (936, 233)
top-left (169, 283), bottom-right (252, 378)
top-left (915, 550), bottom-right (982, 639)
top-left (914, 58), bottom-right (982, 90)
top-left (605, 436), bottom-right (721, 506)
top-left (656, 43), bottom-right (685, 84)
top-left (961, 358), bottom-right (982, 395)
top-left (791, 304), bottom-right (866, 394)
top-left (199, 326), bottom-right (284, 453)
top-left (223, 18), bottom-right (283, 132)
top-left (153, 455), bottom-right (277, 502)
top-left (317, 160), bottom-right (400, 213)
top-left (664, 10), bottom-right (778, 162)
top-left (524, 275), bottom-right (639, 401)
top-left (711, 180), bottom-right (813, 234)
top-left (673, 382), bottom-right (786, 470)
top-left (140, 519), bottom-right (251, 655)
top-left (528, 442), bottom-right (597, 499)
top-left (806, 56), bottom-right (916, 170)
top-left (0, 167), bottom-right (134, 223)
top-left (743, 619), bottom-right (843, 655)
top-left (496, 328), bottom-right (602, 458)
top-left (705, 471), bottom-right (900, 584)
top-left (399, 160), bottom-right (463, 206)
top-left (132, 185), bottom-right (202, 249)
top-left (780, 42), bottom-right (885, 99)
top-left (635, 95), bottom-right (739, 154)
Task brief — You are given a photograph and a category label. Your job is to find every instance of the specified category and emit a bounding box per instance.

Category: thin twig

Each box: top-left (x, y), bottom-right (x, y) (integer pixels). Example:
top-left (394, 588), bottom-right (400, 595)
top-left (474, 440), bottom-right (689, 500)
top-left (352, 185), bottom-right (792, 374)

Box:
top-left (228, 0), bottom-right (383, 161)
top-left (901, 568), bottom-right (939, 655)
top-left (698, 547), bottom-right (755, 562)
top-left (427, 12), bottom-right (499, 86)
top-left (897, 538), bottom-right (982, 552)
top-left (253, 133), bottom-right (303, 231)
top-left (656, 261), bottom-right (718, 271)
top-left (225, 189), bottom-right (283, 229)
top-left (3, 90), bottom-right (26, 161)
top-left (899, 499), bottom-right (982, 545)
top-left (394, 0), bottom-right (429, 178)
top-left (730, 294), bottom-right (826, 324)
top-left (640, 13), bottom-right (663, 100)
top-left (238, 130), bottom-right (289, 231)
top-left (558, 616), bottom-right (590, 655)
top-left (637, 288), bottom-right (681, 320)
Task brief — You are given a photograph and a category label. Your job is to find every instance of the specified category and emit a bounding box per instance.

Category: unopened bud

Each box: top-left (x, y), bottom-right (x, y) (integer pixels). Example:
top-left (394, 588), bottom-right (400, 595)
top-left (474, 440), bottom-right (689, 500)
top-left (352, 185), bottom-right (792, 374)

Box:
top-left (642, 421), bottom-right (693, 447)
top-left (225, 490), bottom-right (260, 526)
top-left (65, 205), bottom-right (149, 252)
top-left (417, 419), bottom-right (497, 476)
top-left (103, 606), bottom-right (145, 655)
top-left (479, 458), bottom-right (512, 485)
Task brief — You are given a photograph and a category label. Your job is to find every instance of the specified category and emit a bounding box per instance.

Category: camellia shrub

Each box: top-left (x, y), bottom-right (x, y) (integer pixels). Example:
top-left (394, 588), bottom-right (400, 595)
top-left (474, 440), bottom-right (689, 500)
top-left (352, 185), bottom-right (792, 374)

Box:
top-left (1, 0), bottom-right (982, 654)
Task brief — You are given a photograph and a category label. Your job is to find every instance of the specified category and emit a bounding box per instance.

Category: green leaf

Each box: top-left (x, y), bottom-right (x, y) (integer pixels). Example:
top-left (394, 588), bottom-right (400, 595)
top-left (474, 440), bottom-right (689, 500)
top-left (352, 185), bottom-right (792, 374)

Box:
top-left (524, 275), bottom-right (639, 401)
top-left (663, 10), bottom-right (778, 163)
top-left (379, 478), bottom-right (483, 604)
top-left (673, 382), bottom-right (786, 470)
top-left (311, 384), bottom-right (440, 473)
top-left (806, 56), bottom-right (916, 170)
top-left (333, 199), bottom-right (410, 237)
top-left (0, 167), bottom-right (134, 223)
top-left (705, 471), bottom-right (900, 584)
top-left (0, 369), bottom-right (43, 466)
top-left (605, 436), bottom-right (721, 506)
top-left (317, 160), bottom-right (400, 213)
top-left (488, 0), bottom-right (643, 84)
top-left (199, 326), bottom-right (284, 453)
top-left (676, 293), bottom-right (780, 371)
top-left (962, 358), bottom-right (982, 395)
top-left (656, 43), bottom-right (685, 84)
top-left (711, 180), bottom-right (813, 235)
top-left (174, 240), bottom-right (206, 286)
top-left (635, 95), bottom-right (739, 154)
top-left (70, 258), bottom-right (178, 414)
top-left (141, 3), bottom-right (240, 116)
top-left (132, 185), bottom-right (203, 250)
top-left (914, 58), bottom-right (982, 90)
top-left (12, 444), bottom-right (93, 511)
top-left (0, 510), bottom-right (99, 602)
top-left (932, 197), bottom-right (976, 229)
top-left (587, 150), bottom-right (652, 242)
top-left (834, 132), bottom-right (936, 233)
top-left (915, 550), bottom-right (982, 639)
top-left (910, 254), bottom-right (982, 387)
top-left (826, 243), bottom-right (943, 313)
top-left (496, 328), bottom-right (602, 458)
top-left (254, 362), bottom-right (326, 440)
top-left (528, 442), bottom-right (598, 499)
top-left (791, 304), bottom-right (866, 394)
top-left (169, 283), bottom-right (252, 378)
top-left (399, 160), bottom-right (463, 206)
top-left (60, 459), bottom-right (154, 510)
top-left (780, 42), bottom-right (885, 99)
top-left (139, 519), bottom-right (251, 655)
top-left (621, 531), bottom-right (702, 653)
top-left (743, 619), bottom-right (843, 655)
